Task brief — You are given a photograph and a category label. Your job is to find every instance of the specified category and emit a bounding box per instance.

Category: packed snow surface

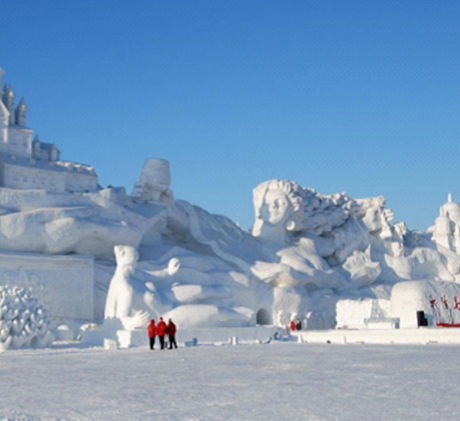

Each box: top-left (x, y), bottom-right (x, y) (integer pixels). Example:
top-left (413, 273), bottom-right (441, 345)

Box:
top-left (1, 342), bottom-right (459, 421)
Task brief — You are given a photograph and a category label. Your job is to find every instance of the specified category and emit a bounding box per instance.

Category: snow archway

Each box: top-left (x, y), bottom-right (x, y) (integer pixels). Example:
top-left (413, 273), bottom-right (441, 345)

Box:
top-left (256, 308), bottom-right (272, 325)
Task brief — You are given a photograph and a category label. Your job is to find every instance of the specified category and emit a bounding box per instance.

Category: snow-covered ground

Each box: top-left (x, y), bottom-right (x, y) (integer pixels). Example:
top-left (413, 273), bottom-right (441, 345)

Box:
top-left (1, 341), bottom-right (459, 421)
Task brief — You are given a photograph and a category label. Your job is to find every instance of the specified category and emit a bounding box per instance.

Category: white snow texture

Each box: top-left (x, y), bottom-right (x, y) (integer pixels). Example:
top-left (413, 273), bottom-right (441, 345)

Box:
top-left (2, 65), bottom-right (460, 332)
top-left (0, 285), bottom-right (53, 351)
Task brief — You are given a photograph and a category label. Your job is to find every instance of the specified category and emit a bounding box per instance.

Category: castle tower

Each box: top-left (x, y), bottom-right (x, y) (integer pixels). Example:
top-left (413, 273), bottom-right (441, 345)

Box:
top-left (443, 192), bottom-right (460, 224)
top-left (433, 214), bottom-right (452, 250)
top-left (2, 84), bottom-right (15, 125)
top-left (32, 135), bottom-right (40, 158)
top-left (432, 193), bottom-right (460, 253)
top-left (50, 143), bottom-right (60, 161)
top-left (15, 97), bottom-right (27, 127)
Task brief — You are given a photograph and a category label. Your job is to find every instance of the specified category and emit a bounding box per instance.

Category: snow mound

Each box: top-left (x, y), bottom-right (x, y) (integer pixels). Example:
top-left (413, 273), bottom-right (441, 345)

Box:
top-left (390, 280), bottom-right (460, 328)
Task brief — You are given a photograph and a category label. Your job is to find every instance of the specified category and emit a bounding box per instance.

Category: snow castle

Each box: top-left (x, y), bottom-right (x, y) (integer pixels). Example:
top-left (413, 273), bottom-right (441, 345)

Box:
top-left (0, 67), bottom-right (97, 193)
top-left (1, 65), bottom-right (460, 343)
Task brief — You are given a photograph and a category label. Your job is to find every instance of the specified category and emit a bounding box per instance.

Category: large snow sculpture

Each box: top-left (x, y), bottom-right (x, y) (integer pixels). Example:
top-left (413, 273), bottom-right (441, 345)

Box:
top-left (125, 177), bottom-right (415, 328)
top-left (250, 179), bottom-right (385, 290)
top-left (8, 63), bottom-right (460, 332)
top-left (0, 285), bottom-right (54, 351)
top-left (0, 188), bottom-right (144, 259)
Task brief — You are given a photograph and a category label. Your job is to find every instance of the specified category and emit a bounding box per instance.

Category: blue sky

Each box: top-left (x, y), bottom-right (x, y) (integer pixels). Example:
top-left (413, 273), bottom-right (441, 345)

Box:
top-left (1, 0), bottom-right (459, 231)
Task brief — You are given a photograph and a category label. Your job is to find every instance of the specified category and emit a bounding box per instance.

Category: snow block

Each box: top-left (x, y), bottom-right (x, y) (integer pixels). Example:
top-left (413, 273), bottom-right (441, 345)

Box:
top-left (336, 298), bottom-right (391, 329)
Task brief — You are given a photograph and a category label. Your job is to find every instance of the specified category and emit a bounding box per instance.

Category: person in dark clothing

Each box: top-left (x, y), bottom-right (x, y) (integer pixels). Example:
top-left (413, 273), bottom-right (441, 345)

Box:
top-left (147, 319), bottom-right (156, 350)
top-left (295, 317), bottom-right (302, 331)
top-left (167, 318), bottom-right (177, 349)
top-left (157, 317), bottom-right (167, 350)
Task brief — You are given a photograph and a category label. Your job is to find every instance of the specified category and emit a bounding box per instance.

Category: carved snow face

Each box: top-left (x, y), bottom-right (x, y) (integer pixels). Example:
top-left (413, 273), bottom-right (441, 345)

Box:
top-left (362, 205), bottom-right (383, 232)
top-left (114, 245), bottom-right (139, 269)
top-left (261, 189), bottom-right (291, 226)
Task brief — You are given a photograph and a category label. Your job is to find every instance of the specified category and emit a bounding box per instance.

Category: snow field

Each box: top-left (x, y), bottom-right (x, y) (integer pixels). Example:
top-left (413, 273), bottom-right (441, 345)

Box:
top-left (1, 342), bottom-right (459, 421)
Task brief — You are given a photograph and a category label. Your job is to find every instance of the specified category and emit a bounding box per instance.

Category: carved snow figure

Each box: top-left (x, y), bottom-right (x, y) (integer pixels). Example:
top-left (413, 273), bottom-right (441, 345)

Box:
top-left (132, 158), bottom-right (174, 204)
top-left (358, 196), bottom-right (394, 239)
top-left (135, 244), bottom-right (258, 328)
top-left (103, 245), bottom-right (180, 330)
top-left (342, 246), bottom-right (382, 288)
top-left (0, 285), bottom-right (54, 352)
top-left (251, 180), bottom-right (350, 289)
top-left (152, 178), bottom-right (409, 328)
top-left (0, 188), bottom-right (144, 259)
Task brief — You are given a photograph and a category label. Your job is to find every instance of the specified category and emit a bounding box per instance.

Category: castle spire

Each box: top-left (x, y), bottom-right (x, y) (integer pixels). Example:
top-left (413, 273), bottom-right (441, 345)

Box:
top-left (448, 192), bottom-right (453, 203)
top-left (2, 84), bottom-right (15, 125)
top-left (15, 97), bottom-right (27, 127)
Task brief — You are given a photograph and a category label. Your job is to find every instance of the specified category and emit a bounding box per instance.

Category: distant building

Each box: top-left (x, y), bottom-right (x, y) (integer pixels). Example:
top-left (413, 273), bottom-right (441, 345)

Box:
top-left (0, 66), bottom-right (97, 193)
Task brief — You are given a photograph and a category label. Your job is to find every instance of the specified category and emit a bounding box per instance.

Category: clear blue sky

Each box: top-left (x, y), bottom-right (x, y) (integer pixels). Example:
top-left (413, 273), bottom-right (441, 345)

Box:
top-left (1, 0), bottom-right (459, 231)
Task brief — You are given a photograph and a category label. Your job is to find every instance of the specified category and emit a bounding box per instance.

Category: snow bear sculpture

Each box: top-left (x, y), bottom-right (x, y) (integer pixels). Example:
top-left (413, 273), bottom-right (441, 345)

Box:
top-left (103, 245), bottom-right (180, 330)
top-left (104, 245), bottom-right (150, 330)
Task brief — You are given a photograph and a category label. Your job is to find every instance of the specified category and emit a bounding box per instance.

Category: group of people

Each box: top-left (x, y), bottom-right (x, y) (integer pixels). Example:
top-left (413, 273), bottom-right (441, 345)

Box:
top-left (147, 317), bottom-right (177, 350)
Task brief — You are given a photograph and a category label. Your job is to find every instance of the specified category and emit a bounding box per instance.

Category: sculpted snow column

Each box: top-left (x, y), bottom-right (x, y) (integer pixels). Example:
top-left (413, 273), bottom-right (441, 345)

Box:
top-left (432, 193), bottom-right (460, 253)
top-left (132, 158), bottom-right (174, 204)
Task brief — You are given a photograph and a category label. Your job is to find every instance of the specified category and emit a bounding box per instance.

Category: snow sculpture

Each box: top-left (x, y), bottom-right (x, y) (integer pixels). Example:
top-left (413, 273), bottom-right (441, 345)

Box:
top-left (0, 188), bottom-right (143, 259)
top-left (0, 67), bottom-right (97, 193)
top-left (132, 158), bottom-right (174, 204)
top-left (250, 179), bottom-right (381, 290)
top-left (103, 245), bottom-right (180, 330)
top-left (253, 179), bottom-right (350, 241)
top-left (5, 65), bottom-right (460, 332)
top-left (431, 193), bottom-right (460, 253)
top-left (342, 247), bottom-right (381, 288)
top-left (104, 245), bottom-right (149, 330)
top-left (0, 285), bottom-right (54, 351)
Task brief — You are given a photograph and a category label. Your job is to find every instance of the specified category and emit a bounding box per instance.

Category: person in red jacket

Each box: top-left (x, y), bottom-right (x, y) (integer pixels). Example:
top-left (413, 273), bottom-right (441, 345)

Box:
top-left (290, 320), bottom-right (296, 331)
top-left (157, 317), bottom-right (167, 350)
top-left (167, 318), bottom-right (177, 349)
top-left (147, 319), bottom-right (156, 350)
